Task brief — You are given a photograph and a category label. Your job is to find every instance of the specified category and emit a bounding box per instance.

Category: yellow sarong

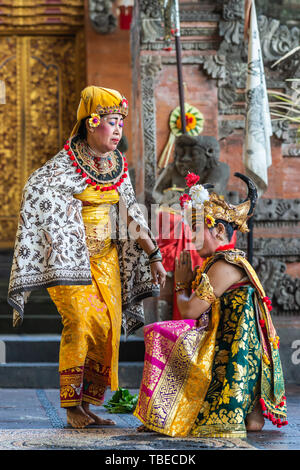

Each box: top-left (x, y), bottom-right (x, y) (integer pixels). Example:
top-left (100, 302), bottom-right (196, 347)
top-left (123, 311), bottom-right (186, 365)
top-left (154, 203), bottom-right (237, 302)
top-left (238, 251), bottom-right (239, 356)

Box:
top-left (48, 185), bottom-right (122, 407)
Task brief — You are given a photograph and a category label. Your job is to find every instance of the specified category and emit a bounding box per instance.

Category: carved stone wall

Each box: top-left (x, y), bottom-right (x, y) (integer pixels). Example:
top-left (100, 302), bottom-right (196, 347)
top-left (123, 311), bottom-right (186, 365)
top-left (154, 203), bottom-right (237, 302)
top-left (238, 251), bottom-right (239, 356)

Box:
top-left (140, 55), bottom-right (162, 208)
top-left (134, 0), bottom-right (300, 316)
top-left (200, 0), bottom-right (300, 149)
top-left (238, 198), bottom-right (300, 315)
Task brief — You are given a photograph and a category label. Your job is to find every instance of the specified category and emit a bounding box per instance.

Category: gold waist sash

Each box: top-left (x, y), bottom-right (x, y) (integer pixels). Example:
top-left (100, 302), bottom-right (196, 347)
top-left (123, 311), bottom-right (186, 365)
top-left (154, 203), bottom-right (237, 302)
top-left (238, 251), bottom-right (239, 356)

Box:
top-left (74, 185), bottom-right (119, 258)
top-left (82, 204), bottom-right (112, 257)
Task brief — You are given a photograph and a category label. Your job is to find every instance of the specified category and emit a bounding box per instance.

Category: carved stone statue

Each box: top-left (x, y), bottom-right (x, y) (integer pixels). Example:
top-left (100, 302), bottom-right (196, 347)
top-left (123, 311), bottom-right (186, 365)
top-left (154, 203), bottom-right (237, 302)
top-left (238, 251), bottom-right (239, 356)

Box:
top-left (152, 134), bottom-right (230, 205)
top-left (89, 0), bottom-right (117, 34)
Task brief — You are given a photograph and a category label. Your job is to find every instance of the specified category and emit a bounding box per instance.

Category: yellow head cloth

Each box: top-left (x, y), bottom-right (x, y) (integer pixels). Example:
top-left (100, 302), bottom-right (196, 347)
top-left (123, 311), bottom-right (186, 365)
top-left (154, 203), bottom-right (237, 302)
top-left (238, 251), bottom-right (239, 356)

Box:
top-left (71, 85), bottom-right (129, 136)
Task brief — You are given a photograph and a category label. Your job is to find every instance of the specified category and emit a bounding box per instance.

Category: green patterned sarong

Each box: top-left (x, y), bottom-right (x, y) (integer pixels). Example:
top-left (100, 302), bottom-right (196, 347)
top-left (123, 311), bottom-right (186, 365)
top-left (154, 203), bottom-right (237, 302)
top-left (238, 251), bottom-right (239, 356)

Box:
top-left (191, 286), bottom-right (262, 438)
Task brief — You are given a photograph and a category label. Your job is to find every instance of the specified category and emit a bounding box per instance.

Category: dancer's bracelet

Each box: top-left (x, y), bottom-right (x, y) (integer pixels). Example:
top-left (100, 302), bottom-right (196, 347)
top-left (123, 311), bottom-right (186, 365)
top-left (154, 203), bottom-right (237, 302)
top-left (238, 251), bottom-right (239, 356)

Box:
top-left (149, 255), bottom-right (163, 264)
top-left (148, 247), bottom-right (162, 261)
top-left (175, 281), bottom-right (190, 292)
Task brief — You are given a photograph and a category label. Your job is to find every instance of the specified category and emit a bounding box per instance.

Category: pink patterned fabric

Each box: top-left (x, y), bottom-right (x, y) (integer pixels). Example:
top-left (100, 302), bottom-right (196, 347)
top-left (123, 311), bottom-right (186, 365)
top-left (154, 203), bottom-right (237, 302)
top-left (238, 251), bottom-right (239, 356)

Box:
top-left (137, 320), bottom-right (197, 410)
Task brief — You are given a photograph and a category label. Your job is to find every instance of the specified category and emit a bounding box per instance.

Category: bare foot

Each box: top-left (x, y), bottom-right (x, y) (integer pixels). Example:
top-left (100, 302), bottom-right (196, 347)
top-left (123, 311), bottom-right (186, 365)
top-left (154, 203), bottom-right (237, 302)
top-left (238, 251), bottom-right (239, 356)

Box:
top-left (66, 406), bottom-right (95, 429)
top-left (245, 402), bottom-right (265, 432)
top-left (82, 402), bottom-right (116, 426)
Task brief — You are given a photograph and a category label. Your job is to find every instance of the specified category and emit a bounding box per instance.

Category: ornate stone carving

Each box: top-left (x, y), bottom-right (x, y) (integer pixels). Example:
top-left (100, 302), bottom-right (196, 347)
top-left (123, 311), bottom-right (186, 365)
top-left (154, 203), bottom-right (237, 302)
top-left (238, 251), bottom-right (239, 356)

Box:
top-left (273, 274), bottom-right (300, 316)
top-left (140, 0), bottom-right (162, 19)
top-left (88, 0), bottom-right (117, 34)
top-left (250, 254), bottom-right (300, 316)
top-left (238, 236), bottom-right (300, 260)
top-left (199, 0), bottom-right (300, 142)
top-left (285, 147), bottom-right (300, 158)
top-left (236, 196), bottom-right (300, 316)
top-left (252, 255), bottom-right (286, 304)
top-left (152, 134), bottom-right (229, 205)
top-left (139, 0), bottom-right (221, 50)
top-left (140, 55), bottom-right (162, 208)
top-left (139, 0), bottom-right (162, 43)
top-left (253, 198), bottom-right (300, 224)
top-left (157, 299), bottom-right (172, 322)
top-left (238, 245), bottom-right (300, 316)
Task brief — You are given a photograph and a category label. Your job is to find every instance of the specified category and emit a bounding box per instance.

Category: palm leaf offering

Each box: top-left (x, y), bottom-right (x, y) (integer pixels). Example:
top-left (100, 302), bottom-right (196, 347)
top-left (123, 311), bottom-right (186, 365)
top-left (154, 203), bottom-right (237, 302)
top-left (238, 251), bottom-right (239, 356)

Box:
top-left (103, 388), bottom-right (138, 414)
top-left (271, 45), bottom-right (300, 69)
top-left (268, 46), bottom-right (300, 135)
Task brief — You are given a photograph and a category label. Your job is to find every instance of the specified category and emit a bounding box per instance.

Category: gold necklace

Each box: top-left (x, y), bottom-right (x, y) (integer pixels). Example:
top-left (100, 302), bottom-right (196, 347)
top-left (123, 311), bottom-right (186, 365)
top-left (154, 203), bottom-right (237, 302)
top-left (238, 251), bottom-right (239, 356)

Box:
top-left (65, 136), bottom-right (128, 192)
top-left (77, 141), bottom-right (117, 175)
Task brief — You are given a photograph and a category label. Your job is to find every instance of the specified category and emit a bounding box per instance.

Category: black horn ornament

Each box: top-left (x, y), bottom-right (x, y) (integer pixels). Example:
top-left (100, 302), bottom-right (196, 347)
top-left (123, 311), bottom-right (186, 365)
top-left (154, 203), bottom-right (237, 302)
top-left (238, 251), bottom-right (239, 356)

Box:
top-left (234, 172), bottom-right (258, 217)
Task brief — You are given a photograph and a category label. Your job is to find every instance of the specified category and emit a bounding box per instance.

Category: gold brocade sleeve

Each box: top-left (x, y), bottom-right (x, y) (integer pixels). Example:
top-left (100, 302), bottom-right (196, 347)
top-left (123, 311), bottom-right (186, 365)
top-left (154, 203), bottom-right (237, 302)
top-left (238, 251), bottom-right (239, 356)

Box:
top-left (193, 273), bottom-right (216, 304)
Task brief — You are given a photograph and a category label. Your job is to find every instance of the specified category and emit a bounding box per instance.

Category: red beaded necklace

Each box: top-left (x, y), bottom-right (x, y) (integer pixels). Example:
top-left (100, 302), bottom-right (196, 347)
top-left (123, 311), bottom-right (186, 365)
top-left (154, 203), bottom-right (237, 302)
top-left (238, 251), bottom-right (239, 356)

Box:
top-left (64, 139), bottom-right (128, 192)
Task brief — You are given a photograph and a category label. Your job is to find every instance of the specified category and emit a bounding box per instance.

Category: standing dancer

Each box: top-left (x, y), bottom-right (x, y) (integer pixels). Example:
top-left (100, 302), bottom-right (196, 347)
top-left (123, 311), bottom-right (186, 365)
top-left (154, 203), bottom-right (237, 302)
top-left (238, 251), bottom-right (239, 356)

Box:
top-left (8, 86), bottom-right (166, 428)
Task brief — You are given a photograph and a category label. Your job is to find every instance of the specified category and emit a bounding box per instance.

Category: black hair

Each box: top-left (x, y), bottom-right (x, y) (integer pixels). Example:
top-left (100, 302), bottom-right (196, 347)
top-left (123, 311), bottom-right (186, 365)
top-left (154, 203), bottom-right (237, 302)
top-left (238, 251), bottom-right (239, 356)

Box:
top-left (210, 219), bottom-right (235, 242)
top-left (77, 117), bottom-right (89, 140)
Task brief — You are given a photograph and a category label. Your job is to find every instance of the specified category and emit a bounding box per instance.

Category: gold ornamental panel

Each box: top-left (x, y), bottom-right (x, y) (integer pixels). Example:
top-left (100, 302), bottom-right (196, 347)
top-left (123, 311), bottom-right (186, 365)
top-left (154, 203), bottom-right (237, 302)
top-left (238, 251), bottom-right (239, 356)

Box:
top-left (0, 32), bottom-right (85, 248)
top-left (0, 0), bottom-right (84, 30)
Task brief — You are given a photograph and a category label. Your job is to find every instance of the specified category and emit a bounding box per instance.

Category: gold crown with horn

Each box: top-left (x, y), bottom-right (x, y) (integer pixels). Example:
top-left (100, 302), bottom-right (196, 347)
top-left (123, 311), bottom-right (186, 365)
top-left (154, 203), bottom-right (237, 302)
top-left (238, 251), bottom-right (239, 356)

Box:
top-left (180, 172), bottom-right (258, 233)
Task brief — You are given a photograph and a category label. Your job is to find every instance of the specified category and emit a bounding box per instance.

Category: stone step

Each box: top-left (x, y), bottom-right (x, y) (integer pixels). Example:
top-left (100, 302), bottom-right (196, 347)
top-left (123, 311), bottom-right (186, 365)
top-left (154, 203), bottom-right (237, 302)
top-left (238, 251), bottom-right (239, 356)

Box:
top-left (0, 315), bottom-right (62, 335)
top-left (0, 334), bottom-right (145, 363)
top-left (0, 269), bottom-right (63, 334)
top-left (0, 333), bottom-right (145, 388)
top-left (0, 362), bottom-right (144, 389)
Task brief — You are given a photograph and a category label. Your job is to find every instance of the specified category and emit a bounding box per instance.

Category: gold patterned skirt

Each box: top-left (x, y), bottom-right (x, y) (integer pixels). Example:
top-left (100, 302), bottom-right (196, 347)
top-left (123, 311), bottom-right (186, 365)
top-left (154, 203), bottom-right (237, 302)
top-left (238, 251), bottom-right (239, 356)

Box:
top-left (48, 245), bottom-right (122, 407)
top-left (48, 185), bottom-right (122, 408)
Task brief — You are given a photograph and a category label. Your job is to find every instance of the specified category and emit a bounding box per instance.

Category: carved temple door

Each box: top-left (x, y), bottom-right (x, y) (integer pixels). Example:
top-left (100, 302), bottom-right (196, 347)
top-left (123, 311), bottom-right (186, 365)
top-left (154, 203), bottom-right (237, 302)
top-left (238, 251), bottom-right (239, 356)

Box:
top-left (0, 1), bottom-right (86, 249)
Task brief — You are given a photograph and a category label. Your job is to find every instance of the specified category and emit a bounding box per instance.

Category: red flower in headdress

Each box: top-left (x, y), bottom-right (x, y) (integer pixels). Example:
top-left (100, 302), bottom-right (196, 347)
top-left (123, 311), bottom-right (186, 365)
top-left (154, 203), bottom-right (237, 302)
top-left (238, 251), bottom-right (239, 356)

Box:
top-left (179, 193), bottom-right (192, 208)
top-left (185, 172), bottom-right (200, 188)
top-left (121, 98), bottom-right (128, 109)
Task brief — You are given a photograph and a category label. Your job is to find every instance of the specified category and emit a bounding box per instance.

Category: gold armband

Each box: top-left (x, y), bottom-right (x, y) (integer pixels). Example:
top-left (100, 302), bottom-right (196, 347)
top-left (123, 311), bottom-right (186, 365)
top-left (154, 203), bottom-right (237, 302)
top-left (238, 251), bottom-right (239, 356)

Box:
top-left (194, 273), bottom-right (216, 304)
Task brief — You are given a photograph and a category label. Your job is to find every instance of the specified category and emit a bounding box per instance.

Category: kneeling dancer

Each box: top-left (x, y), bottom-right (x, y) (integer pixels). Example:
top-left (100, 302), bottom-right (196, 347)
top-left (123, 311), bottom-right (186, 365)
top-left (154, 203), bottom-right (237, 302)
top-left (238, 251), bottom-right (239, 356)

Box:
top-left (134, 172), bottom-right (287, 438)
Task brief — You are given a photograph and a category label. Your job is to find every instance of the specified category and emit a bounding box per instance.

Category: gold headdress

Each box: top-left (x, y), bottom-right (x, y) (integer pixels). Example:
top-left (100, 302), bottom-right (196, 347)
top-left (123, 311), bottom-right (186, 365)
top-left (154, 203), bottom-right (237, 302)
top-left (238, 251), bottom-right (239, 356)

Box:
top-left (71, 85), bottom-right (129, 136)
top-left (204, 192), bottom-right (251, 233)
top-left (181, 172), bottom-right (258, 233)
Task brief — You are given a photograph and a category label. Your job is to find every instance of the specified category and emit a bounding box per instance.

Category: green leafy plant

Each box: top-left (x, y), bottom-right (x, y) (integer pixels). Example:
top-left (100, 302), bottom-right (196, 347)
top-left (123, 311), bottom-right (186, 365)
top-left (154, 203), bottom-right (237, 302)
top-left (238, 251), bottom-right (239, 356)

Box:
top-left (103, 388), bottom-right (138, 414)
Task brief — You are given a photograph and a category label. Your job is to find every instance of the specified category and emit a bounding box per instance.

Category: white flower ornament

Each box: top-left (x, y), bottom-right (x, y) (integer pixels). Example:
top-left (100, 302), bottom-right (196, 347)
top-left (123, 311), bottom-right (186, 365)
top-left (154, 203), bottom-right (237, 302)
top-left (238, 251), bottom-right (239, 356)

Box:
top-left (190, 185), bottom-right (210, 206)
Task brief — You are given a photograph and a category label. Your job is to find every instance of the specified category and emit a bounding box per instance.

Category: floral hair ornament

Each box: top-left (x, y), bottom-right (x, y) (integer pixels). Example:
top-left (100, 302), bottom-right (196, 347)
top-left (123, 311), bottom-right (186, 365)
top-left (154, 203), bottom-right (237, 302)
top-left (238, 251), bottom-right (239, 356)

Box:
top-left (179, 172), bottom-right (213, 228)
top-left (121, 97), bottom-right (128, 111)
top-left (180, 172), bottom-right (258, 234)
top-left (185, 172), bottom-right (200, 188)
top-left (179, 193), bottom-right (191, 209)
top-left (89, 113), bottom-right (101, 128)
top-left (205, 215), bottom-right (216, 228)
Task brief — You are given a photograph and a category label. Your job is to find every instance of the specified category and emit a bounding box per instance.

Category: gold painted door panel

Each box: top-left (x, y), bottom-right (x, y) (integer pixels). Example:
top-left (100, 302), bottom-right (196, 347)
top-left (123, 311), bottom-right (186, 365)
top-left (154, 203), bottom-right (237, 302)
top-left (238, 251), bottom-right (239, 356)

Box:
top-left (0, 34), bottom-right (85, 248)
